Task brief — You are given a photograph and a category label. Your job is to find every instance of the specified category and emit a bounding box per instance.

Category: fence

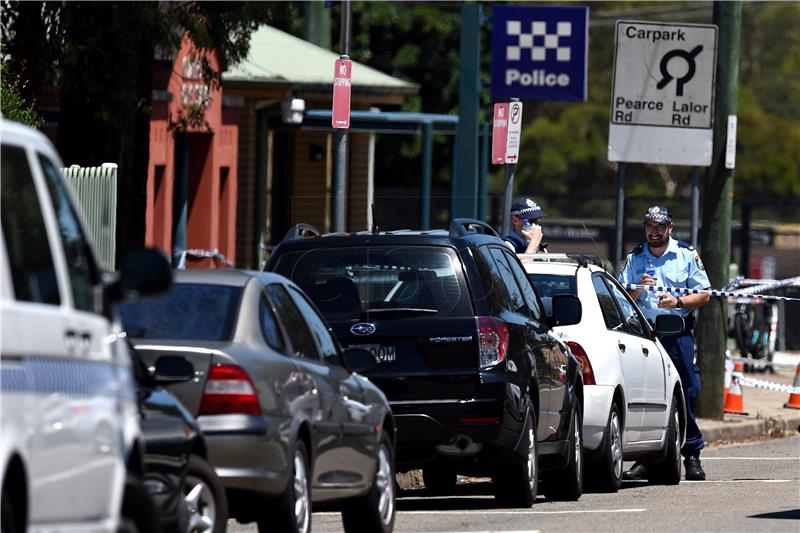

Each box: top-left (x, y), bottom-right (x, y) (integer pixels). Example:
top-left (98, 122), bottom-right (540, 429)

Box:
top-left (61, 163), bottom-right (118, 271)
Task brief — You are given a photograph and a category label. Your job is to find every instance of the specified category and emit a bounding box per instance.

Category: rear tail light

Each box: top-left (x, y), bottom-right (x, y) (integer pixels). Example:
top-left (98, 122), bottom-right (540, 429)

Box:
top-left (566, 341), bottom-right (596, 386)
top-left (477, 317), bottom-right (509, 369)
top-left (199, 364), bottom-right (261, 415)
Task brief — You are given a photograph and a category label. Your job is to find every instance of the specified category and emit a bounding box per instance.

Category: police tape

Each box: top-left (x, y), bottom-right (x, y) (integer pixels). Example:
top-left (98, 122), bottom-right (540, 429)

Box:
top-left (731, 276), bottom-right (800, 295)
top-left (734, 373), bottom-right (800, 395)
top-left (623, 283), bottom-right (800, 302)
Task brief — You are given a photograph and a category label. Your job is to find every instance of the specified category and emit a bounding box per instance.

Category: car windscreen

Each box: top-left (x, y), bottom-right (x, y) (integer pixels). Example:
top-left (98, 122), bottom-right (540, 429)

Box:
top-left (527, 274), bottom-right (577, 316)
top-left (271, 246), bottom-right (472, 321)
top-left (116, 283), bottom-right (242, 341)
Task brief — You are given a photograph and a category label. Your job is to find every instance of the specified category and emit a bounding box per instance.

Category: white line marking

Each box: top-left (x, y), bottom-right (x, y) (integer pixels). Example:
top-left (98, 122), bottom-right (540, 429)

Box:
top-left (683, 479), bottom-right (793, 483)
top-left (397, 509), bottom-right (647, 515)
top-left (700, 457), bottom-right (799, 460)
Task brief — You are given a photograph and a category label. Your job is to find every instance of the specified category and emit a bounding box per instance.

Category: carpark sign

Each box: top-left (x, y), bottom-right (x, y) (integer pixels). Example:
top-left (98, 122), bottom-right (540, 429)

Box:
top-left (608, 21), bottom-right (718, 166)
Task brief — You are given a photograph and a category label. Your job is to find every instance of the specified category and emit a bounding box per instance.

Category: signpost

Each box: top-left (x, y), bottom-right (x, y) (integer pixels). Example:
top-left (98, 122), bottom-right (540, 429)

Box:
top-left (491, 103), bottom-right (509, 165)
top-left (505, 100), bottom-right (523, 164)
top-left (608, 21), bottom-right (718, 166)
top-left (332, 56), bottom-right (352, 129)
top-left (491, 5), bottom-right (589, 102)
top-left (492, 100), bottom-right (524, 236)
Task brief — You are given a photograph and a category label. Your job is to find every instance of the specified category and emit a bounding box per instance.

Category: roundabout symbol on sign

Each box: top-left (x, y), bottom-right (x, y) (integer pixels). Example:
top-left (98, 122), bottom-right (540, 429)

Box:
top-left (656, 44), bottom-right (703, 97)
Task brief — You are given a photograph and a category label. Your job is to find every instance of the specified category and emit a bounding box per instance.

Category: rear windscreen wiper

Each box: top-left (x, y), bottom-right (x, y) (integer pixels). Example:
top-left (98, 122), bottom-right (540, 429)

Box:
top-left (362, 307), bottom-right (438, 316)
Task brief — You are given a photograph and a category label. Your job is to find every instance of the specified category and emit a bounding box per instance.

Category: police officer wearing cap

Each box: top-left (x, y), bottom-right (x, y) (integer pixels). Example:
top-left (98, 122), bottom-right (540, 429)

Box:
top-left (503, 197), bottom-right (547, 254)
top-left (618, 206), bottom-right (711, 481)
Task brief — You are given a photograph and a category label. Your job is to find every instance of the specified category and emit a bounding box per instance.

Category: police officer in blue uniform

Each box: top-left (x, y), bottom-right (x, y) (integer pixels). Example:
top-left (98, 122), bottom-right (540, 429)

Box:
top-left (618, 206), bottom-right (711, 481)
top-left (503, 197), bottom-right (546, 254)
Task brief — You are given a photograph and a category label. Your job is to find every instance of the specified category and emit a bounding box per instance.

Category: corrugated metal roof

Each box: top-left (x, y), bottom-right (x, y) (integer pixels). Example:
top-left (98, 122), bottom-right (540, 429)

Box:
top-left (223, 25), bottom-right (418, 93)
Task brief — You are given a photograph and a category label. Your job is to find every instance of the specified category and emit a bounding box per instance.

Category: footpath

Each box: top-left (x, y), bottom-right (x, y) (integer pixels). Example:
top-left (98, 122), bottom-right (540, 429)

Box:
top-left (699, 350), bottom-right (800, 445)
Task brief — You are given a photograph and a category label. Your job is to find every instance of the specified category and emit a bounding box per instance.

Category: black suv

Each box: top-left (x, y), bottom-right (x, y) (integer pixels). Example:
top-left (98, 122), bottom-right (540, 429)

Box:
top-left (266, 219), bottom-right (584, 503)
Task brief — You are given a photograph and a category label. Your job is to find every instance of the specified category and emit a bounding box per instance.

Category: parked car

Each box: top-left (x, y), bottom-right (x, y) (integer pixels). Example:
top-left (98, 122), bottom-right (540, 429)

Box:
top-left (116, 269), bottom-right (396, 533)
top-left (520, 253), bottom-right (687, 491)
top-left (127, 340), bottom-right (228, 533)
top-left (0, 118), bottom-right (170, 532)
top-left (266, 219), bottom-right (585, 503)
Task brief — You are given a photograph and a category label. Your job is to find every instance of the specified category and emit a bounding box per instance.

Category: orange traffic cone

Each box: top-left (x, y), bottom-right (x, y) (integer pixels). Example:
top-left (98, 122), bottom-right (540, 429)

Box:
top-left (783, 363), bottom-right (800, 410)
top-left (724, 374), bottom-right (748, 415)
top-left (734, 358), bottom-right (744, 374)
top-left (723, 358), bottom-right (733, 407)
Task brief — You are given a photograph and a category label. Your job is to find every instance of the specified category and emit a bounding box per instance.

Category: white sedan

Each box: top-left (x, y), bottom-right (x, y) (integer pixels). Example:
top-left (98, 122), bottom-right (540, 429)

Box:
top-left (520, 254), bottom-right (687, 492)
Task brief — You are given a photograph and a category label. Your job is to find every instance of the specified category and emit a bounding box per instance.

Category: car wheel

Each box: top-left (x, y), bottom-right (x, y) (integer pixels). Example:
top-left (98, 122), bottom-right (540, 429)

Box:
top-left (185, 455), bottom-right (228, 533)
top-left (493, 411), bottom-right (537, 507)
top-left (119, 475), bottom-right (158, 533)
top-left (259, 440), bottom-right (311, 533)
top-left (341, 432), bottom-right (396, 533)
top-left (422, 467), bottom-right (458, 495)
top-left (648, 395), bottom-right (681, 485)
top-left (543, 402), bottom-right (583, 501)
top-left (586, 403), bottom-right (623, 493)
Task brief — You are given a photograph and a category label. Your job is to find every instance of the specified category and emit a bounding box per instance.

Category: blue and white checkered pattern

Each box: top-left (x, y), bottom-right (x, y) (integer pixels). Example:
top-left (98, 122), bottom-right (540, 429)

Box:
top-left (506, 20), bottom-right (572, 62)
top-left (624, 283), bottom-right (800, 302)
top-left (1, 357), bottom-right (134, 397)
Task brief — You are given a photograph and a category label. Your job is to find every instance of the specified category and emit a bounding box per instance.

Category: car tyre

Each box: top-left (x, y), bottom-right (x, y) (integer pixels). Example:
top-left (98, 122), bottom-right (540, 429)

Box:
top-left (341, 432), bottom-right (396, 533)
top-left (259, 440), bottom-right (311, 533)
top-left (648, 395), bottom-right (681, 485)
top-left (543, 402), bottom-right (583, 501)
top-left (493, 411), bottom-right (537, 507)
top-left (185, 455), bottom-right (228, 533)
top-left (586, 403), bottom-right (623, 493)
top-left (119, 474), bottom-right (158, 533)
top-left (422, 467), bottom-right (457, 495)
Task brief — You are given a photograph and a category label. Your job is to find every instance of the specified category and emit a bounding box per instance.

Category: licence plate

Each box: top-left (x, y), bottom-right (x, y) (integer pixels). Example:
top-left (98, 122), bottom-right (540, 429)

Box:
top-left (348, 343), bottom-right (396, 363)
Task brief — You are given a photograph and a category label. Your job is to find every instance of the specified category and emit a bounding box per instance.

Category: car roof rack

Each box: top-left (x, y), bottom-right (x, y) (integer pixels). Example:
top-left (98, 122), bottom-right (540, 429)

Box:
top-left (449, 218), bottom-right (501, 239)
top-left (281, 223), bottom-right (321, 243)
top-left (518, 252), bottom-right (612, 270)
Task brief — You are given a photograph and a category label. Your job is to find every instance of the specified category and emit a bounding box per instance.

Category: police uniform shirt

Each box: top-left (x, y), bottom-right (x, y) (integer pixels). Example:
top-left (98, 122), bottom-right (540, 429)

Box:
top-left (618, 237), bottom-right (711, 322)
top-left (503, 231), bottom-right (528, 254)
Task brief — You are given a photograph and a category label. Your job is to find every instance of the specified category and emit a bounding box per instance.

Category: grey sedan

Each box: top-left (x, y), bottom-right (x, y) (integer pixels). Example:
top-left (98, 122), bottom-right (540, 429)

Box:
top-left (116, 270), bottom-right (396, 533)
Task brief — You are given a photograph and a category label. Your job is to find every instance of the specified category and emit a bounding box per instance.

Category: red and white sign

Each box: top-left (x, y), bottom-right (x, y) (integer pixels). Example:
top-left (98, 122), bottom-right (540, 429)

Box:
top-left (491, 103), bottom-right (509, 165)
top-left (505, 101), bottom-right (523, 164)
top-left (332, 57), bottom-right (352, 129)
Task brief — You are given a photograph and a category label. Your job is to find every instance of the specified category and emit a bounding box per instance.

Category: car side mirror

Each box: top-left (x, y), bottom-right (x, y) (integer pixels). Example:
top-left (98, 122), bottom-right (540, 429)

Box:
top-left (153, 356), bottom-right (195, 383)
top-left (655, 314), bottom-right (684, 336)
top-left (341, 348), bottom-right (377, 373)
top-left (550, 294), bottom-right (582, 327)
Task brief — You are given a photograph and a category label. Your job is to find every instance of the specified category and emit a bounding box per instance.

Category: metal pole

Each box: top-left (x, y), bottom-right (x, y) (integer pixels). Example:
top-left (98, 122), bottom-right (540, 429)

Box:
top-left (501, 164), bottom-right (515, 236)
top-left (614, 162), bottom-right (626, 269)
top-left (421, 122), bottom-right (433, 230)
top-left (691, 166), bottom-right (700, 246)
top-left (333, 0), bottom-right (352, 233)
top-left (478, 123), bottom-right (490, 221)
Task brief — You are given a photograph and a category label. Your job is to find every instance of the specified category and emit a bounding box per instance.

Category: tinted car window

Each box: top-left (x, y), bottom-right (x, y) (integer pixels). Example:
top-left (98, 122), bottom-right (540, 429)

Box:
top-left (475, 246), bottom-right (512, 314)
top-left (529, 273), bottom-right (577, 317)
top-left (272, 246), bottom-right (471, 322)
top-left (266, 284), bottom-right (321, 360)
top-left (117, 283), bottom-right (241, 340)
top-left (287, 286), bottom-right (339, 360)
top-left (39, 154), bottom-right (98, 312)
top-left (489, 248), bottom-right (527, 314)
top-left (591, 274), bottom-right (624, 330)
top-left (604, 277), bottom-right (647, 337)
top-left (259, 292), bottom-right (286, 353)
top-left (0, 145), bottom-right (60, 305)
top-left (501, 249), bottom-right (543, 320)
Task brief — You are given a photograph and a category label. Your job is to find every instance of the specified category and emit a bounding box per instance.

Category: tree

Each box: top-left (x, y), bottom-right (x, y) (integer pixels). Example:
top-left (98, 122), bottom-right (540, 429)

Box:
top-left (0, 51), bottom-right (43, 128)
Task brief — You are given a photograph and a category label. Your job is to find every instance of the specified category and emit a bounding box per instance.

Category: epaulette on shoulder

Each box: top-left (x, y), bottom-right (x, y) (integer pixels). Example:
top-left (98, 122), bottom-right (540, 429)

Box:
top-left (678, 240), bottom-right (696, 251)
top-left (629, 243), bottom-right (644, 256)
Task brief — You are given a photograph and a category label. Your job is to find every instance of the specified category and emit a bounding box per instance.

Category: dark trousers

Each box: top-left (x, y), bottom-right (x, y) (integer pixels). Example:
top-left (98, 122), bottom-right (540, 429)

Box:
top-left (658, 327), bottom-right (705, 458)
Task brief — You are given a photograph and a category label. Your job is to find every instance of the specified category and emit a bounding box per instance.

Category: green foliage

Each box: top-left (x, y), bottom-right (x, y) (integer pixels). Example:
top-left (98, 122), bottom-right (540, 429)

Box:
top-left (0, 56), bottom-right (43, 128)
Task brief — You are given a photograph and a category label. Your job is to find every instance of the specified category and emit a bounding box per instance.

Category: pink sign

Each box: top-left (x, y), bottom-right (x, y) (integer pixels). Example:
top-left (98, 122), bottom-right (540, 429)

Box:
top-left (332, 58), bottom-right (352, 129)
top-left (491, 103), bottom-right (509, 165)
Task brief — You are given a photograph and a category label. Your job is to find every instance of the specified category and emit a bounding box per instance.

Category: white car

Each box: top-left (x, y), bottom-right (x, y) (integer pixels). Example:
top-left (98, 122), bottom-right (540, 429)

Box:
top-left (519, 254), bottom-right (686, 492)
top-left (0, 119), bottom-right (170, 532)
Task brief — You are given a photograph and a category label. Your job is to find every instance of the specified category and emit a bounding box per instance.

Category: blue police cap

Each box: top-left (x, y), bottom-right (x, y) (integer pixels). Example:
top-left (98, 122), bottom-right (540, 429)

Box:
top-left (643, 206), bottom-right (673, 225)
top-left (510, 197), bottom-right (546, 220)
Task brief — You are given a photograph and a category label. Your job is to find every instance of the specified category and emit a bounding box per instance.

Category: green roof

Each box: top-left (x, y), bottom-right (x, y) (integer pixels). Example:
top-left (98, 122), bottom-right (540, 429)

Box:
top-left (223, 25), bottom-right (418, 94)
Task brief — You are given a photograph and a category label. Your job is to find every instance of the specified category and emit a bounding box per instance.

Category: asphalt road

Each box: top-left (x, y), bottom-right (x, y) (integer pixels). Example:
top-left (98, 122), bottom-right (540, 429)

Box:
top-left (227, 435), bottom-right (800, 532)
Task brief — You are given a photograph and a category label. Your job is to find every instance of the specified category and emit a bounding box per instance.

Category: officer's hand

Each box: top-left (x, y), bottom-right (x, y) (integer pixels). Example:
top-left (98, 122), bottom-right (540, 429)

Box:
top-left (640, 272), bottom-right (657, 285)
top-left (522, 223), bottom-right (543, 242)
top-left (657, 293), bottom-right (678, 308)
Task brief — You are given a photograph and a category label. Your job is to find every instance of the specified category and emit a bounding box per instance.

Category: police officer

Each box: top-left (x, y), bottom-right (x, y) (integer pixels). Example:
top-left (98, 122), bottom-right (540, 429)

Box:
top-left (618, 206), bottom-right (710, 481)
top-left (503, 197), bottom-right (546, 254)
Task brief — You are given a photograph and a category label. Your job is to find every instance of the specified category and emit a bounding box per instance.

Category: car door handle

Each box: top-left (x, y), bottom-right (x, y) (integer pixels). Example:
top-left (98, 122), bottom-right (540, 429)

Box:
top-left (618, 342), bottom-right (626, 353)
top-left (642, 347), bottom-right (649, 356)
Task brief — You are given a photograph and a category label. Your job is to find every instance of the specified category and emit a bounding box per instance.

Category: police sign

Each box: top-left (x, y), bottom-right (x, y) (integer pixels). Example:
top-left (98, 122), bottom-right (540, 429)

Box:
top-left (608, 21), bottom-right (718, 166)
top-left (491, 5), bottom-right (589, 101)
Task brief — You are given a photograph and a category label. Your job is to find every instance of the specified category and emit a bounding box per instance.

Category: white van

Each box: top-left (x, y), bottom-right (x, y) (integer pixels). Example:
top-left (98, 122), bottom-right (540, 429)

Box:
top-left (0, 119), bottom-right (171, 532)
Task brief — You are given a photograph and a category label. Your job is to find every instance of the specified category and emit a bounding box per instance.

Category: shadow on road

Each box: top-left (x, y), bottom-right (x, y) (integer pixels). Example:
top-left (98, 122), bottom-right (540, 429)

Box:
top-left (748, 509), bottom-right (800, 520)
